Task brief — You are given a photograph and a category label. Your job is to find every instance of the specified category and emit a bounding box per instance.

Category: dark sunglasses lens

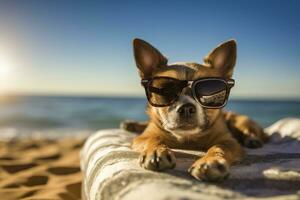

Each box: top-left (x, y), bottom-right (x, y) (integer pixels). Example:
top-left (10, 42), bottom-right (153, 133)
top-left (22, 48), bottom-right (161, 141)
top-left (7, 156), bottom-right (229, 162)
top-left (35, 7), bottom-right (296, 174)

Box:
top-left (148, 78), bottom-right (183, 106)
top-left (194, 80), bottom-right (227, 107)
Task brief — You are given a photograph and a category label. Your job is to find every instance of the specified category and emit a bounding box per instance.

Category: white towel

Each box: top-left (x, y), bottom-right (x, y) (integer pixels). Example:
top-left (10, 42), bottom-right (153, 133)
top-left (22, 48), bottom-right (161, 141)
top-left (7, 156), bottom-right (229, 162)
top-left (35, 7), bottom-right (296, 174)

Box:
top-left (81, 118), bottom-right (300, 200)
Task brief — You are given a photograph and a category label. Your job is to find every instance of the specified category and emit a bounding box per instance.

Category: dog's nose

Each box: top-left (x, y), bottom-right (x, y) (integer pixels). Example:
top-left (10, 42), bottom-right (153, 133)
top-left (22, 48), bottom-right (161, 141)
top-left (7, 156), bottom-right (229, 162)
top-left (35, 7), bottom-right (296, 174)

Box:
top-left (177, 103), bottom-right (196, 117)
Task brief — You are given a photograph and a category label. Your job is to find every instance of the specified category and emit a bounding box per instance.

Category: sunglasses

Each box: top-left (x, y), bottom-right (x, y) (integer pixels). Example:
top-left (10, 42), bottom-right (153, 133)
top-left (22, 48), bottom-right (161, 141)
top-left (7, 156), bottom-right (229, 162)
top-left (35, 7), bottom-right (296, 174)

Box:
top-left (141, 77), bottom-right (235, 108)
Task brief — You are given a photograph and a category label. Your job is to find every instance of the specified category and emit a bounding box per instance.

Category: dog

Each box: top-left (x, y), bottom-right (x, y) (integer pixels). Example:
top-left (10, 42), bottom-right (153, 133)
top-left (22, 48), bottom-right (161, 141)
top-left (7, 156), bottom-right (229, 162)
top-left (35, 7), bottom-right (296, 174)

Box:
top-left (122, 39), bottom-right (268, 181)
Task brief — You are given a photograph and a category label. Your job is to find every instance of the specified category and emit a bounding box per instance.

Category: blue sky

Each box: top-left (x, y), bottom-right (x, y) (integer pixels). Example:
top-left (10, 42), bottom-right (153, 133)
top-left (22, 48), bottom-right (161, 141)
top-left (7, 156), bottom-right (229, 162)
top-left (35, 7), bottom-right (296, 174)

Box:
top-left (0, 0), bottom-right (299, 98)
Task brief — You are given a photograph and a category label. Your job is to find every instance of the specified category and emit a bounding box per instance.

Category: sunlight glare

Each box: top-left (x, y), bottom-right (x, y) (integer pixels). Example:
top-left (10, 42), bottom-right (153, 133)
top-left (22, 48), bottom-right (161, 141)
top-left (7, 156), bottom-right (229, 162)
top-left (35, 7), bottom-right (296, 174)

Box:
top-left (0, 53), bottom-right (13, 80)
top-left (0, 51), bottom-right (15, 94)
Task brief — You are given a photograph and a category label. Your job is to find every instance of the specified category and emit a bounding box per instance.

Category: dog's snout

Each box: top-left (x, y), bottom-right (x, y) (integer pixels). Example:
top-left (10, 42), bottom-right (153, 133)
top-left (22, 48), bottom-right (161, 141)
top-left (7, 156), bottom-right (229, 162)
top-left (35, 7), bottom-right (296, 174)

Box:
top-left (177, 103), bottom-right (196, 117)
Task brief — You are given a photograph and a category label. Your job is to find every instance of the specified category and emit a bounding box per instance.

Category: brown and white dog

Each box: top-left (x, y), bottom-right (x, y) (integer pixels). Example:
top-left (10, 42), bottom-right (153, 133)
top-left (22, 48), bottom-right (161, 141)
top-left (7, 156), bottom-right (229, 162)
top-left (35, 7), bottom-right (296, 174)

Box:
top-left (122, 39), bottom-right (268, 181)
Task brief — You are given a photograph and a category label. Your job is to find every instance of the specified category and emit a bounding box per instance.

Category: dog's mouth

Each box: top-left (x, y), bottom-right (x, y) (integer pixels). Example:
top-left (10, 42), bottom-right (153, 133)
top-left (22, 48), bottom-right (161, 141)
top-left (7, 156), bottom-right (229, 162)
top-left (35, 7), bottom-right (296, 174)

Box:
top-left (176, 123), bottom-right (197, 130)
top-left (173, 118), bottom-right (210, 132)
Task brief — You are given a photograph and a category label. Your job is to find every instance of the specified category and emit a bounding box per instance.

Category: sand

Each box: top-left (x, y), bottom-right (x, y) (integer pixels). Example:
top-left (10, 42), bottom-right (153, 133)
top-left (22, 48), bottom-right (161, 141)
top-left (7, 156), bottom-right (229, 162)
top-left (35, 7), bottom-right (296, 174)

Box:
top-left (0, 136), bottom-right (85, 200)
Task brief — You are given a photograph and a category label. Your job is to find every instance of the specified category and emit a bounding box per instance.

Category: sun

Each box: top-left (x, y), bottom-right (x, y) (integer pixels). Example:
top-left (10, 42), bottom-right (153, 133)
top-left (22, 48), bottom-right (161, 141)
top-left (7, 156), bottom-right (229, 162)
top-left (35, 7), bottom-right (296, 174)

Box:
top-left (0, 63), bottom-right (11, 78)
top-left (0, 54), bottom-right (12, 80)
top-left (0, 52), bottom-right (14, 93)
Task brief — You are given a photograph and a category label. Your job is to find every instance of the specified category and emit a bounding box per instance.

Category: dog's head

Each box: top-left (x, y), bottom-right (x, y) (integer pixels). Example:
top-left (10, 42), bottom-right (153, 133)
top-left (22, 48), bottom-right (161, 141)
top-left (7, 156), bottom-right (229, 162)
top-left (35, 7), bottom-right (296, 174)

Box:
top-left (133, 39), bottom-right (237, 138)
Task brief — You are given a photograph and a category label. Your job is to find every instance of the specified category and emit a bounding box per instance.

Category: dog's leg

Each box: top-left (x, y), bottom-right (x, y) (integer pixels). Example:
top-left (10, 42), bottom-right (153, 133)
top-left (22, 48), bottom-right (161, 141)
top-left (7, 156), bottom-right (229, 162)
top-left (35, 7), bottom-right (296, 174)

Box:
top-left (189, 138), bottom-right (244, 181)
top-left (224, 111), bottom-right (268, 148)
top-left (120, 120), bottom-right (148, 133)
top-left (132, 133), bottom-right (176, 171)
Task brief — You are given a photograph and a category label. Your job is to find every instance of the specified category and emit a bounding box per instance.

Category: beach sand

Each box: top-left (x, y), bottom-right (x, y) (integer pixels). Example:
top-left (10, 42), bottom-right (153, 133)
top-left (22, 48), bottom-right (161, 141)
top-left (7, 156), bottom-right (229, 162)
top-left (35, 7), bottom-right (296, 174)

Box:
top-left (0, 136), bottom-right (85, 200)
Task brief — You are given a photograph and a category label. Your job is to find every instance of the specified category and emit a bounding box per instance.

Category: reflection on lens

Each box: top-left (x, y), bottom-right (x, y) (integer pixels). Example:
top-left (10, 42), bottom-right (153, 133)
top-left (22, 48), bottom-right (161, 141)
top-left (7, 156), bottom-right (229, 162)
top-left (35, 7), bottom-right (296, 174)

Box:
top-left (194, 80), bottom-right (227, 107)
top-left (199, 90), bottom-right (226, 105)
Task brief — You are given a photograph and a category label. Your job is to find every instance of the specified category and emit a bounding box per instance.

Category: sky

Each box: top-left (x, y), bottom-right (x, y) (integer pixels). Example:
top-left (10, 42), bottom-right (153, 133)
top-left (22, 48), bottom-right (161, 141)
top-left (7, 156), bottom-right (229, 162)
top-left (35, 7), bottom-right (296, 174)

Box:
top-left (0, 0), bottom-right (299, 99)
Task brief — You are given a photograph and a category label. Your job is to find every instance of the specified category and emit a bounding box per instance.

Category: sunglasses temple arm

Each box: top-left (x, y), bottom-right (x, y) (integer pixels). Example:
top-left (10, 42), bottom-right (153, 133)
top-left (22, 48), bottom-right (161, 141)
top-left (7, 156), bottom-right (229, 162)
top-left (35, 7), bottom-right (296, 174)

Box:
top-left (141, 79), bottom-right (149, 88)
top-left (227, 79), bottom-right (235, 88)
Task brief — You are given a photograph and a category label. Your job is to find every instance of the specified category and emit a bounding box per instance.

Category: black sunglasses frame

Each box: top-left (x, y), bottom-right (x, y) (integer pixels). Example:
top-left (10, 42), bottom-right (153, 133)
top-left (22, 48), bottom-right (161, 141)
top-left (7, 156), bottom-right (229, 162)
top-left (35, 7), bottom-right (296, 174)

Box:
top-left (141, 76), bottom-right (235, 108)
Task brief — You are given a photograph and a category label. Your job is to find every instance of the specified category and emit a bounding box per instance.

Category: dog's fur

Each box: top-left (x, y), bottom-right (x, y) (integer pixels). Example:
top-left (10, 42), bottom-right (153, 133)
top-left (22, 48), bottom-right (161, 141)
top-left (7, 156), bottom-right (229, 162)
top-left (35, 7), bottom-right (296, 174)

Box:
top-left (122, 39), bottom-right (268, 181)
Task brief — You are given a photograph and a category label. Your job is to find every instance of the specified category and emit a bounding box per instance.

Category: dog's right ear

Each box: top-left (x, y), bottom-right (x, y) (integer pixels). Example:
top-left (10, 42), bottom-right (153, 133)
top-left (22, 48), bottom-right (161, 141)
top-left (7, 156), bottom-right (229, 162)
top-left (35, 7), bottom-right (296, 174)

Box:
top-left (133, 38), bottom-right (168, 79)
top-left (203, 40), bottom-right (237, 78)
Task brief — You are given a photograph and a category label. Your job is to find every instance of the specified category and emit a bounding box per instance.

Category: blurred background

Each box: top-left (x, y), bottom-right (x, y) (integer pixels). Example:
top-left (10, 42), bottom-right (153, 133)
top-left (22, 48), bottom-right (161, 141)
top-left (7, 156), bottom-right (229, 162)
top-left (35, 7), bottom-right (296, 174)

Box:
top-left (0, 0), bottom-right (300, 137)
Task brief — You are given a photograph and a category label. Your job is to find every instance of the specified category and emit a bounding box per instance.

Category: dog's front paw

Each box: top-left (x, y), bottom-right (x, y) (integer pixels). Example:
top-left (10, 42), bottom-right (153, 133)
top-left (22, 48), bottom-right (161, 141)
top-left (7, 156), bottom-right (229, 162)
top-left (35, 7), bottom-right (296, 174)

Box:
top-left (188, 157), bottom-right (229, 182)
top-left (139, 146), bottom-right (176, 171)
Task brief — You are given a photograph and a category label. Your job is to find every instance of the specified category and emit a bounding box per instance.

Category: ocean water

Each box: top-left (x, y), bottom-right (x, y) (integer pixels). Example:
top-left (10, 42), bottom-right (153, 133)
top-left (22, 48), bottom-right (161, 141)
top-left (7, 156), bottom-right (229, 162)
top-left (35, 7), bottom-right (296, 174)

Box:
top-left (0, 95), bottom-right (300, 136)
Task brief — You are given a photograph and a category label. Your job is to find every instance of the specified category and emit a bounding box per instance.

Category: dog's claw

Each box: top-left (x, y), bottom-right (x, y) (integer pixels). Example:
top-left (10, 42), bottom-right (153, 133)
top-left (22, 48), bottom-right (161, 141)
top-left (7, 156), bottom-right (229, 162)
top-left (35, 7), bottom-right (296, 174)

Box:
top-left (188, 166), bottom-right (194, 173)
top-left (150, 158), bottom-right (155, 164)
top-left (156, 157), bottom-right (161, 162)
top-left (139, 155), bottom-right (146, 165)
top-left (201, 163), bottom-right (208, 171)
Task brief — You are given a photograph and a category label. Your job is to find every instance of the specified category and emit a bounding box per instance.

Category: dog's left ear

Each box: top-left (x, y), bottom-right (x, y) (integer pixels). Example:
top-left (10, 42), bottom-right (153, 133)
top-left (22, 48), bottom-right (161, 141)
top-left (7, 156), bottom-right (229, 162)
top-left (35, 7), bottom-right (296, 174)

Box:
top-left (133, 38), bottom-right (168, 79)
top-left (203, 40), bottom-right (237, 78)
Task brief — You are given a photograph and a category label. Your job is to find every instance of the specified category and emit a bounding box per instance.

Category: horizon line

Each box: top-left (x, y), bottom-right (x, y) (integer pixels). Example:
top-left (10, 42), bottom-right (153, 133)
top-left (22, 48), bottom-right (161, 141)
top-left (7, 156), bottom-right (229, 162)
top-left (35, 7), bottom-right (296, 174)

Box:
top-left (1, 92), bottom-right (300, 102)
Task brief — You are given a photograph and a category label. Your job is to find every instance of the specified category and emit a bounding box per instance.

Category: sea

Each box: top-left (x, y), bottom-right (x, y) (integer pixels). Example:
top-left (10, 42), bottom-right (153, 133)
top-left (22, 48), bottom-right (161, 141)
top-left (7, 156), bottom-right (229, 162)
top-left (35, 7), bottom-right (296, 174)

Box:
top-left (0, 95), bottom-right (300, 138)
